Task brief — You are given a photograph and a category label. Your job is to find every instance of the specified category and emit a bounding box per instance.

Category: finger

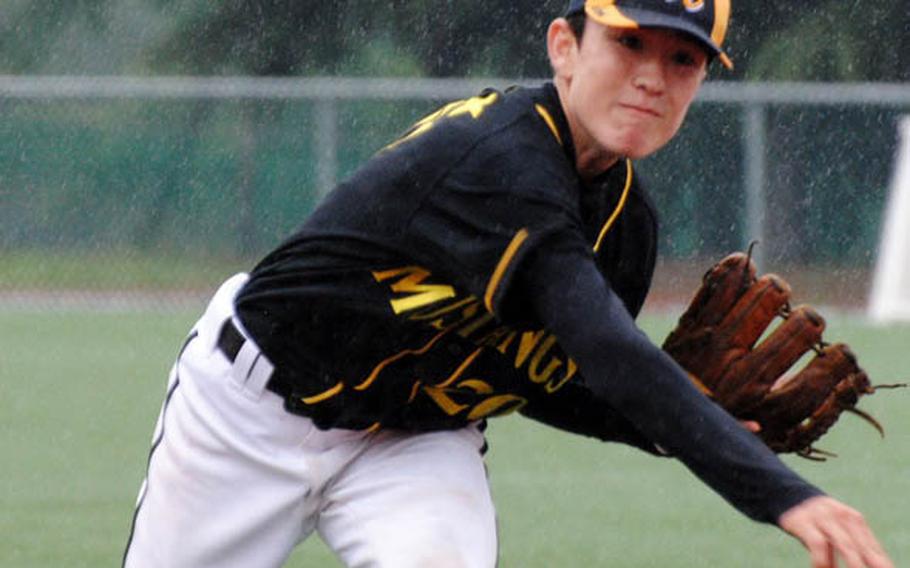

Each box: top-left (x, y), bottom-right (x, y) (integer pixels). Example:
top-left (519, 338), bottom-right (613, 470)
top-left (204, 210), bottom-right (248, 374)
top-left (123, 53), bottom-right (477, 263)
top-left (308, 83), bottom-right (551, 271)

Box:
top-left (819, 508), bottom-right (894, 568)
top-left (839, 513), bottom-right (894, 568)
top-left (822, 542), bottom-right (836, 568)
top-left (740, 420), bottom-right (761, 433)
top-left (798, 527), bottom-right (834, 568)
top-left (779, 497), bottom-right (895, 568)
top-left (817, 515), bottom-right (866, 568)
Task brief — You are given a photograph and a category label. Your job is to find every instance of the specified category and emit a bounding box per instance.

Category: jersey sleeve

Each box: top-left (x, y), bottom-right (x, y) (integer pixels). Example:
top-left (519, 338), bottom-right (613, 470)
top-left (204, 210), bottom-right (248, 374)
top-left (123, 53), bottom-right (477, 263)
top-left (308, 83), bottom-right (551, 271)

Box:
top-left (518, 382), bottom-right (664, 455)
top-left (517, 243), bottom-right (824, 524)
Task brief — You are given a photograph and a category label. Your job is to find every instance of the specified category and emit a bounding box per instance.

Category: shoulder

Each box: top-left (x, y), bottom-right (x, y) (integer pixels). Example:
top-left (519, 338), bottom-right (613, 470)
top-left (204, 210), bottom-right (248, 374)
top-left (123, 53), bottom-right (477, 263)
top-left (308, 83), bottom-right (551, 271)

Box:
top-left (390, 85), bottom-right (570, 174)
top-left (438, 86), bottom-right (578, 203)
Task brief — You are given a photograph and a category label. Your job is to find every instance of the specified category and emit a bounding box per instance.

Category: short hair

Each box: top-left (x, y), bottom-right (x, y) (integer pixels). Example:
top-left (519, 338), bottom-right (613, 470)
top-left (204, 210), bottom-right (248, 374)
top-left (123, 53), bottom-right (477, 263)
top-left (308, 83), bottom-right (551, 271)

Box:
top-left (566, 12), bottom-right (586, 43)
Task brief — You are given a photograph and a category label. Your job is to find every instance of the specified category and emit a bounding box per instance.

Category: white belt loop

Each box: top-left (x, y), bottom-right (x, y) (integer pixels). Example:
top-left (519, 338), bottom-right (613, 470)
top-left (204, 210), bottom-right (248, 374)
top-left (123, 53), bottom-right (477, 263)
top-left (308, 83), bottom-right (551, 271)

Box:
top-left (228, 317), bottom-right (275, 400)
top-left (198, 273), bottom-right (251, 353)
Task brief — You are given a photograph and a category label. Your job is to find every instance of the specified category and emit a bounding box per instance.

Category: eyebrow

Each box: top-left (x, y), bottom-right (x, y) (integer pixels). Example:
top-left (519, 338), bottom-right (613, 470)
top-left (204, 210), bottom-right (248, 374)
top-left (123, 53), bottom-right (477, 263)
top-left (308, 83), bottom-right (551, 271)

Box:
top-left (666, 30), bottom-right (712, 59)
top-left (607, 27), bottom-right (710, 60)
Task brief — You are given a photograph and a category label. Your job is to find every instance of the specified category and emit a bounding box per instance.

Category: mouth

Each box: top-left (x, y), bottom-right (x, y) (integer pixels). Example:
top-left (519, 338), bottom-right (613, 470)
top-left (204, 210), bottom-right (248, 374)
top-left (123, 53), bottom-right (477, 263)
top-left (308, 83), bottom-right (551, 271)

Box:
top-left (620, 103), bottom-right (661, 118)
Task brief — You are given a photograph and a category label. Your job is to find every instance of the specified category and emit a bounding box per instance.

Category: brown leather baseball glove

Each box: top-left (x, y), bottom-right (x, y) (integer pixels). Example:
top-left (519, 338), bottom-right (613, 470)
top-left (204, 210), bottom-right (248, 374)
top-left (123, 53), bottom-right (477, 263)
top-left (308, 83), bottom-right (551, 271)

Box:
top-left (662, 249), bottom-right (902, 460)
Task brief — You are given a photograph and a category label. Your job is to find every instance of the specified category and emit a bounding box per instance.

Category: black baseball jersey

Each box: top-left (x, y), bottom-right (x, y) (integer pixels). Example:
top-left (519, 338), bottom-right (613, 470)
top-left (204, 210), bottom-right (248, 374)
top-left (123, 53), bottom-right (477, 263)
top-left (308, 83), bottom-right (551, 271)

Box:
top-left (236, 83), bottom-right (822, 523)
top-left (238, 83), bottom-right (654, 440)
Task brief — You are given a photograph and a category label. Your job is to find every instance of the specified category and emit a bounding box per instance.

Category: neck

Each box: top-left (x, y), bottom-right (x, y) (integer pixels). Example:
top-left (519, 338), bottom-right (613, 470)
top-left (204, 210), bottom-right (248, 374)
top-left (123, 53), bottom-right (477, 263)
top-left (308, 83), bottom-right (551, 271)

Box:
top-left (576, 145), bottom-right (621, 182)
top-left (553, 76), bottom-right (620, 182)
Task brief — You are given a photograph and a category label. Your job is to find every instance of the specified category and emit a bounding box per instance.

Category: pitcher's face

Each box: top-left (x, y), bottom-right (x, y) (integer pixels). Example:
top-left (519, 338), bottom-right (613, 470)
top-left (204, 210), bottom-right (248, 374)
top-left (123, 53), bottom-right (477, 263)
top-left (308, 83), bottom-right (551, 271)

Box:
top-left (551, 19), bottom-right (707, 174)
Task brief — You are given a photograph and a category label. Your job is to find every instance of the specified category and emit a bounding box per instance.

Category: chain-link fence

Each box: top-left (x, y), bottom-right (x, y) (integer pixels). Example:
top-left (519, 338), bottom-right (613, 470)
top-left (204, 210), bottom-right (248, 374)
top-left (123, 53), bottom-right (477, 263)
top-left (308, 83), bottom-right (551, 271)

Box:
top-left (2, 76), bottom-right (908, 311)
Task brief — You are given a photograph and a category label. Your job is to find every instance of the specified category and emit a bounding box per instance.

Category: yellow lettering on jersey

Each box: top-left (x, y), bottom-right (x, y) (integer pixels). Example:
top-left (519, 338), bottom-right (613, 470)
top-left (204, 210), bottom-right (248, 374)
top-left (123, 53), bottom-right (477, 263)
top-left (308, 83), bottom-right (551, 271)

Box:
top-left (527, 334), bottom-right (563, 384)
top-left (423, 385), bottom-right (470, 415)
top-left (407, 296), bottom-right (479, 331)
top-left (466, 394), bottom-right (527, 421)
top-left (462, 92), bottom-right (499, 117)
top-left (495, 330), bottom-right (517, 354)
top-left (373, 266), bottom-right (456, 314)
top-left (408, 296), bottom-right (478, 322)
top-left (384, 92), bottom-right (499, 150)
top-left (457, 379), bottom-right (494, 395)
top-left (545, 358), bottom-right (578, 394)
top-left (477, 326), bottom-right (513, 351)
top-left (423, 378), bottom-right (526, 420)
top-left (514, 330), bottom-right (545, 369)
top-left (423, 299), bottom-right (483, 332)
top-left (456, 311), bottom-right (496, 338)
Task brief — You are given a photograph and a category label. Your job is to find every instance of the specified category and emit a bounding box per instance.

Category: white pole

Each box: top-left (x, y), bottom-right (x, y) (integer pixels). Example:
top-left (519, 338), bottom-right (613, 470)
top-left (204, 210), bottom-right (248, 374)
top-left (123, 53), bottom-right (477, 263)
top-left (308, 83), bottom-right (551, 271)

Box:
top-left (315, 98), bottom-right (339, 199)
top-left (868, 116), bottom-right (910, 323)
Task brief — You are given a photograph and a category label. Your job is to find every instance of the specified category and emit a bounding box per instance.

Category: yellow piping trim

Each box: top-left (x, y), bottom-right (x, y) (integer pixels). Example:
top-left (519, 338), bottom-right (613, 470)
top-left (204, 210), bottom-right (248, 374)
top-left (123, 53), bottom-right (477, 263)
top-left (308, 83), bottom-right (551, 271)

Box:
top-left (593, 159), bottom-right (633, 253)
top-left (354, 329), bottom-right (449, 391)
top-left (458, 379), bottom-right (495, 394)
top-left (302, 381), bottom-right (344, 404)
top-left (687, 372), bottom-right (715, 398)
top-left (535, 104), bottom-right (562, 146)
top-left (484, 229), bottom-right (530, 313)
top-left (365, 422), bottom-right (382, 433)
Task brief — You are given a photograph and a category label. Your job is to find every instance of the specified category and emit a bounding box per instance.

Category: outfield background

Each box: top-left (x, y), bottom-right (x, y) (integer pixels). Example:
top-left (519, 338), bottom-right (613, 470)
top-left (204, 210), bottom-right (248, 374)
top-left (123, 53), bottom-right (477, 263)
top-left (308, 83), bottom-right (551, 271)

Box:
top-left (1, 310), bottom-right (908, 567)
top-left (2, 77), bottom-right (910, 566)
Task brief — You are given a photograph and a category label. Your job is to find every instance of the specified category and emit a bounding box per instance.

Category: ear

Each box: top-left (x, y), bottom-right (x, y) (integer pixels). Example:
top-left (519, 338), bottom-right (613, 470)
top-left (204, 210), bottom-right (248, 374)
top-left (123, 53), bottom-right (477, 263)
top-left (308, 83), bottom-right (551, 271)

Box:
top-left (547, 18), bottom-right (578, 81)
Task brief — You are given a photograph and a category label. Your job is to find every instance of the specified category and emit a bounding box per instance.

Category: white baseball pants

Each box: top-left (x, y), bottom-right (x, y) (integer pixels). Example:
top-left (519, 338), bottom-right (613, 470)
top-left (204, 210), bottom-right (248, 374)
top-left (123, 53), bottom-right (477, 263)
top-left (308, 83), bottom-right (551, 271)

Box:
top-left (123, 274), bottom-right (498, 568)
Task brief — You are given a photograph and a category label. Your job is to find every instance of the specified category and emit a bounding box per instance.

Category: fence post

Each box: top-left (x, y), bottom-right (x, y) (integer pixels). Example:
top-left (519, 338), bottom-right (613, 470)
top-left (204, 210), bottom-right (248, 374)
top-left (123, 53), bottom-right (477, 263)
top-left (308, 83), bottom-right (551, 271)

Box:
top-left (742, 103), bottom-right (767, 270)
top-left (315, 98), bottom-right (339, 200)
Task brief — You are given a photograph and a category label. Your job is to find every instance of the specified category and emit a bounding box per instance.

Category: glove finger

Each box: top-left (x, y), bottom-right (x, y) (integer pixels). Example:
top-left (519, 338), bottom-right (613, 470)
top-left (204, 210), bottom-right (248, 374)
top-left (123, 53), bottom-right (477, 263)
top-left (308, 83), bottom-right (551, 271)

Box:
top-left (663, 258), bottom-right (767, 387)
top-left (750, 343), bottom-right (859, 430)
top-left (669, 252), bottom-right (756, 335)
top-left (717, 274), bottom-right (791, 351)
top-left (779, 368), bottom-right (874, 454)
top-left (716, 305), bottom-right (825, 412)
top-left (689, 274), bottom-right (792, 386)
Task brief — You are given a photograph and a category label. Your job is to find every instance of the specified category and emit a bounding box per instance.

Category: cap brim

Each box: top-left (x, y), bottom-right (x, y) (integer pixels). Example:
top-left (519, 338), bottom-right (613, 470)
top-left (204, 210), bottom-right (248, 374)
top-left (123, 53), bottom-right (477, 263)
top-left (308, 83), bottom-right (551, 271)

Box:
top-left (584, 5), bottom-right (733, 69)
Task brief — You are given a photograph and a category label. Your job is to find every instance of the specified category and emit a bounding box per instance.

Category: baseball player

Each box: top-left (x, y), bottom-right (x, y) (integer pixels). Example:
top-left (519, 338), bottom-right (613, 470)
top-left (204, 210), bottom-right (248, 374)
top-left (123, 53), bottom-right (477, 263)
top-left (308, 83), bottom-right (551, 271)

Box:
top-left (123, 1), bottom-right (894, 567)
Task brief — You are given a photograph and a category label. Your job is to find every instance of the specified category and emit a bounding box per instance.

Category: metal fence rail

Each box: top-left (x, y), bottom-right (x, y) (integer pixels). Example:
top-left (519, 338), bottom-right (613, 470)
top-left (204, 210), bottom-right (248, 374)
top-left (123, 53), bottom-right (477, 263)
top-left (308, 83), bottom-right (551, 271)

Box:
top-left (2, 76), bottom-right (908, 272)
top-left (2, 76), bottom-right (910, 105)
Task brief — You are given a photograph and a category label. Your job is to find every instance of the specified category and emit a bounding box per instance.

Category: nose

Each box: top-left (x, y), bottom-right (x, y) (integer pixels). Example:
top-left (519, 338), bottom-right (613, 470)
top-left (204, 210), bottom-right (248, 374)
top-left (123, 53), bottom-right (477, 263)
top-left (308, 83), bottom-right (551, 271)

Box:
top-left (632, 58), bottom-right (666, 95)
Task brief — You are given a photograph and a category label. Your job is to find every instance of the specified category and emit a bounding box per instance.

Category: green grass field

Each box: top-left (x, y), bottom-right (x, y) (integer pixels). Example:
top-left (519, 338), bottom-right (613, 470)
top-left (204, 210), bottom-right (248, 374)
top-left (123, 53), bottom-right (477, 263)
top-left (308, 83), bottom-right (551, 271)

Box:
top-left (2, 308), bottom-right (908, 567)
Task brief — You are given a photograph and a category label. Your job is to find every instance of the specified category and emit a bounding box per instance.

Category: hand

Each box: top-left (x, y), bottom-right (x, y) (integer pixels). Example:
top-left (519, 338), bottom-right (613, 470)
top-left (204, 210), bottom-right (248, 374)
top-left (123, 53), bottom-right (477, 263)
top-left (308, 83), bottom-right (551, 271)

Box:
top-left (778, 496), bottom-right (893, 568)
top-left (740, 420), bottom-right (761, 433)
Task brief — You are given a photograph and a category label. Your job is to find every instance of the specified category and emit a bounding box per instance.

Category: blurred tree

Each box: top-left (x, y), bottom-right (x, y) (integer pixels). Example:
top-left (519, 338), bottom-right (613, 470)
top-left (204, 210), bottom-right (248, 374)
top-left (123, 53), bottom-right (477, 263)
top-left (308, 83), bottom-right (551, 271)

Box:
top-left (746, 0), bottom-right (909, 82)
top-left (0, 0), bottom-right (110, 72)
top-left (144, 0), bottom-right (564, 77)
top-left (380, 0), bottom-right (563, 77)
top-left (0, 0), bottom-right (176, 74)
top-left (722, 3), bottom-right (816, 77)
top-left (2, 1), bottom-right (905, 81)
top-left (742, 0), bottom-right (908, 264)
top-left (147, 0), bottom-right (356, 75)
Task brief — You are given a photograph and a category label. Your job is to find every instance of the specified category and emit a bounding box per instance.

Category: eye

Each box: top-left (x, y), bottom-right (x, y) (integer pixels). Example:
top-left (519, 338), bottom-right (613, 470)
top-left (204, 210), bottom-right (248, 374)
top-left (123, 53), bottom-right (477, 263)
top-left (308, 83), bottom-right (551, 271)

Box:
top-left (616, 34), bottom-right (644, 51)
top-left (672, 50), bottom-right (698, 67)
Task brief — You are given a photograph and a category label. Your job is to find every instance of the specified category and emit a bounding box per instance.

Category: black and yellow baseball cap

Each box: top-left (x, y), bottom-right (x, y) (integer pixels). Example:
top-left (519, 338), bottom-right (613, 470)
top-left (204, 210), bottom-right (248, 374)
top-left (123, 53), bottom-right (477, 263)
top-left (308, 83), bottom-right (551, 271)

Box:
top-left (565, 0), bottom-right (733, 69)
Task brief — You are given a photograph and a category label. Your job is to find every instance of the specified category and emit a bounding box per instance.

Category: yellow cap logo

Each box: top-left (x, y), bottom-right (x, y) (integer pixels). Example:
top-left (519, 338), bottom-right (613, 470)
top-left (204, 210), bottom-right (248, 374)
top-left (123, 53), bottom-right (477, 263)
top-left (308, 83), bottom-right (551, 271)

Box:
top-left (682, 0), bottom-right (706, 12)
